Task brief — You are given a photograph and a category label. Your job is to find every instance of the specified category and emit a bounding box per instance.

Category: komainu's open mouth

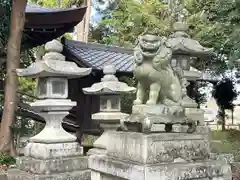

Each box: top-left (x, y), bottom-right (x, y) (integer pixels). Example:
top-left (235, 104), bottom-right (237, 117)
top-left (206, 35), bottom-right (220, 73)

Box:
top-left (140, 43), bottom-right (160, 57)
top-left (138, 34), bottom-right (161, 57)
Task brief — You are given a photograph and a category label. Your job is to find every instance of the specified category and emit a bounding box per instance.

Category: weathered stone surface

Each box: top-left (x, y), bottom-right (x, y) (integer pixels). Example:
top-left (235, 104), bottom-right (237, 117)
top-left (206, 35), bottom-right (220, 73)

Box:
top-left (7, 169), bottom-right (90, 180)
top-left (0, 173), bottom-right (6, 180)
top-left (90, 171), bottom-right (229, 180)
top-left (87, 148), bottom-right (107, 156)
top-left (42, 52), bottom-right (66, 61)
top-left (17, 156), bottom-right (88, 175)
top-left (29, 112), bottom-right (77, 143)
top-left (24, 142), bottom-right (83, 159)
top-left (82, 65), bottom-right (135, 95)
top-left (231, 162), bottom-right (240, 180)
top-left (151, 124), bottom-right (211, 134)
top-left (132, 104), bottom-right (183, 116)
top-left (89, 155), bottom-right (231, 180)
top-left (107, 131), bottom-right (210, 164)
top-left (210, 153), bottom-right (234, 164)
top-left (184, 107), bottom-right (204, 124)
top-left (45, 40), bottom-right (63, 53)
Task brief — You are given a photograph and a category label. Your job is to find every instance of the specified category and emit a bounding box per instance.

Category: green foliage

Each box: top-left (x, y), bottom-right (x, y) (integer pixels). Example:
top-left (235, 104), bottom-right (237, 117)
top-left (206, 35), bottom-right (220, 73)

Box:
top-left (0, 0), bottom-right (11, 53)
top-left (0, 153), bottom-right (16, 166)
top-left (18, 77), bottom-right (36, 98)
top-left (98, 0), bottom-right (170, 47)
top-left (186, 0), bottom-right (240, 68)
top-left (213, 78), bottom-right (237, 110)
top-left (119, 76), bottom-right (137, 114)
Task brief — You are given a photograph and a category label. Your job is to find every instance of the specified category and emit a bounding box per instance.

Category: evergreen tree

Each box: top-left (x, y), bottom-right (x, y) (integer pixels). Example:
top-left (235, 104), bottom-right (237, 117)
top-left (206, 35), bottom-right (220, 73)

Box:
top-left (213, 78), bottom-right (237, 131)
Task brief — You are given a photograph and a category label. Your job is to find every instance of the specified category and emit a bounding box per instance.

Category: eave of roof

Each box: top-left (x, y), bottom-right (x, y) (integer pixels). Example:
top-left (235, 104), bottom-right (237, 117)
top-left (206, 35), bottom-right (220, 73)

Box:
top-left (25, 5), bottom-right (87, 28)
top-left (23, 5), bottom-right (87, 48)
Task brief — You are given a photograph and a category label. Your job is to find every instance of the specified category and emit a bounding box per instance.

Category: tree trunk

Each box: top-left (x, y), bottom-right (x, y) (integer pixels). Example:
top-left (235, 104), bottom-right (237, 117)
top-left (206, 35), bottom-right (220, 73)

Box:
top-left (0, 0), bottom-right (27, 156)
top-left (222, 109), bottom-right (226, 131)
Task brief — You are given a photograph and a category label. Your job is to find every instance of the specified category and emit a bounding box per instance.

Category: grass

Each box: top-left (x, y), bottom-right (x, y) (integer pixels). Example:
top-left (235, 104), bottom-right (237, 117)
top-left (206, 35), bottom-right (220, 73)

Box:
top-left (211, 130), bottom-right (240, 161)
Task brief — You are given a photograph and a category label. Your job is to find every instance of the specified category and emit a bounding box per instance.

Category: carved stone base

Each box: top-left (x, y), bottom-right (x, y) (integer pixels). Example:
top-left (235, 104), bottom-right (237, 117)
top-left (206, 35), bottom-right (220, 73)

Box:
top-left (132, 104), bottom-right (184, 117)
top-left (17, 156), bottom-right (88, 174)
top-left (8, 142), bottom-right (89, 179)
top-left (122, 105), bottom-right (197, 133)
top-left (24, 142), bottom-right (83, 159)
top-left (185, 108), bottom-right (204, 125)
top-left (106, 131), bottom-right (210, 164)
top-left (7, 169), bottom-right (90, 180)
top-left (8, 156), bottom-right (90, 180)
top-left (87, 148), bottom-right (107, 156)
top-left (89, 155), bottom-right (232, 180)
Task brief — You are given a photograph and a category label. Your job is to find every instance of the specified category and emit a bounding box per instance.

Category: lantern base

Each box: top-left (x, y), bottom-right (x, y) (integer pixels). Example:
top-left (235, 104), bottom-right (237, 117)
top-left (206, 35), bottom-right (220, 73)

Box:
top-left (16, 156), bottom-right (88, 174)
top-left (93, 131), bottom-right (109, 150)
top-left (8, 169), bottom-right (90, 180)
top-left (24, 141), bottom-right (83, 159)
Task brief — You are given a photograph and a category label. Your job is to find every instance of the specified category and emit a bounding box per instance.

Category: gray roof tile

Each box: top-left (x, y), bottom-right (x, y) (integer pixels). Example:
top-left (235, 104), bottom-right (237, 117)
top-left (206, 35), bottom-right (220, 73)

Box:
top-left (63, 39), bottom-right (134, 73)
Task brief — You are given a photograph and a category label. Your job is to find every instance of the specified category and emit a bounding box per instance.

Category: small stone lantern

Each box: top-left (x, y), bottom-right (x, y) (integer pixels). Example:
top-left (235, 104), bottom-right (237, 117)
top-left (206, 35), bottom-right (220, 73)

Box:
top-left (166, 21), bottom-right (214, 125)
top-left (82, 65), bottom-right (136, 154)
top-left (167, 21), bottom-right (214, 80)
top-left (11, 40), bottom-right (92, 179)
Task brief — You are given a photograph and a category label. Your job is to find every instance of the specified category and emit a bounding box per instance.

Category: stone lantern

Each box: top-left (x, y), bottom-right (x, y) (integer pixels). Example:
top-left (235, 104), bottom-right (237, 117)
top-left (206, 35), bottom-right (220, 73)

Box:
top-left (167, 21), bottom-right (213, 79)
top-left (166, 21), bottom-right (214, 124)
top-left (8, 40), bottom-right (92, 179)
top-left (82, 65), bottom-right (135, 154)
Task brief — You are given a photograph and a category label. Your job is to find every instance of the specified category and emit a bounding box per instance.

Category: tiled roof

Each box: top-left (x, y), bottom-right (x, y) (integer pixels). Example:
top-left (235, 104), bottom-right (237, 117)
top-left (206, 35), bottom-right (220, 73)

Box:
top-left (63, 39), bottom-right (134, 73)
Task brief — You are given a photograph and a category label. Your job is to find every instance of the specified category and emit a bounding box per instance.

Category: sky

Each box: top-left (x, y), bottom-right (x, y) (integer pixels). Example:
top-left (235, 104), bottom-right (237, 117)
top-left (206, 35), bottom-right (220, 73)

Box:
top-left (90, 7), bottom-right (102, 26)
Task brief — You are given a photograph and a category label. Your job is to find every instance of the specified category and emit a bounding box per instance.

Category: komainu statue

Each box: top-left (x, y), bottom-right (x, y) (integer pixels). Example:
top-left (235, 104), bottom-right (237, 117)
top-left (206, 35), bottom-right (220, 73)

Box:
top-left (120, 33), bottom-right (196, 133)
top-left (133, 34), bottom-right (182, 106)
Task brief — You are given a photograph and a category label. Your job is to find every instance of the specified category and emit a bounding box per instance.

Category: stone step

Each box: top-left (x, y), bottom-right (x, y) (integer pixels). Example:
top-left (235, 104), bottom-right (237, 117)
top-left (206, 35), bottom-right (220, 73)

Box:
top-left (7, 169), bottom-right (90, 180)
top-left (89, 155), bottom-right (232, 180)
top-left (17, 156), bottom-right (88, 175)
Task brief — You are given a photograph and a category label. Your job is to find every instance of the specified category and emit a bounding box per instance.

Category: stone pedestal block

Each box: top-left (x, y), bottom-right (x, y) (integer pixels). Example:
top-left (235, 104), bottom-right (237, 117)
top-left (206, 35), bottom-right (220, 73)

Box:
top-left (107, 131), bottom-right (210, 164)
top-left (89, 155), bottom-right (232, 180)
top-left (89, 130), bottom-right (232, 180)
top-left (8, 156), bottom-right (90, 180)
top-left (185, 108), bottom-right (205, 125)
top-left (7, 169), bottom-right (90, 180)
top-left (24, 142), bottom-right (83, 159)
top-left (17, 156), bottom-right (88, 175)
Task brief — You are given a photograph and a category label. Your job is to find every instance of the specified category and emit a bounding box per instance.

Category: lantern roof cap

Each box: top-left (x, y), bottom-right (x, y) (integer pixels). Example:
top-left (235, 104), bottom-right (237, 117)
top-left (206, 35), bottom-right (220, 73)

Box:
top-left (16, 40), bottom-right (91, 78)
top-left (82, 65), bottom-right (136, 95)
top-left (166, 21), bottom-right (214, 56)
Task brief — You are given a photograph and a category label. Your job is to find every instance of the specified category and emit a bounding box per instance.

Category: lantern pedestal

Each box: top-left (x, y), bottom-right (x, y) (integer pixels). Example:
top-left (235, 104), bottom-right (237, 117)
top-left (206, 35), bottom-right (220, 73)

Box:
top-left (8, 99), bottom-right (89, 180)
top-left (87, 112), bottom-right (129, 156)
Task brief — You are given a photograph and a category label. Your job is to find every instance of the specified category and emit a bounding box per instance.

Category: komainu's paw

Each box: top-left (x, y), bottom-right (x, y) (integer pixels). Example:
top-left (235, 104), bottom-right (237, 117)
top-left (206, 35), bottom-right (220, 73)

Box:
top-left (146, 100), bottom-right (156, 105)
top-left (133, 99), bottom-right (143, 105)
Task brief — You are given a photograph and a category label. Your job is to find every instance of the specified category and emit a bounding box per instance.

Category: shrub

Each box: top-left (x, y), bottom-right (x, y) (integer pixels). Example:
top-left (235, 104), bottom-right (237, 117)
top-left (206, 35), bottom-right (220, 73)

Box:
top-left (0, 153), bottom-right (16, 166)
